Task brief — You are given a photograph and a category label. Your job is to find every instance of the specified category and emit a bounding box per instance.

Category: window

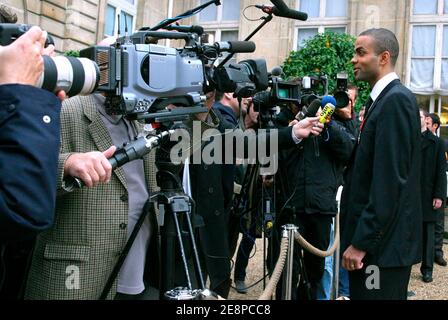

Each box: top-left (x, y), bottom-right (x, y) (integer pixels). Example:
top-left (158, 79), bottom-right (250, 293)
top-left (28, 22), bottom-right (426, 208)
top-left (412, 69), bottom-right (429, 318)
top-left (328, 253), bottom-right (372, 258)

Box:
top-left (198, 0), bottom-right (240, 42)
top-left (408, 0), bottom-right (448, 96)
top-left (295, 0), bottom-right (348, 50)
top-left (198, 0), bottom-right (241, 64)
top-left (299, 0), bottom-right (347, 18)
top-left (104, 0), bottom-right (136, 37)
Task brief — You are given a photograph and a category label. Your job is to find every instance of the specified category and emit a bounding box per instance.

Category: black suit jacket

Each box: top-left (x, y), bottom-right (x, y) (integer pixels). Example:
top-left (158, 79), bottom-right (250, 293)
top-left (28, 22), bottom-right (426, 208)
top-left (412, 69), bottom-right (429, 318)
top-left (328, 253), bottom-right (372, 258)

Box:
top-left (340, 79), bottom-right (422, 268)
top-left (420, 130), bottom-right (446, 222)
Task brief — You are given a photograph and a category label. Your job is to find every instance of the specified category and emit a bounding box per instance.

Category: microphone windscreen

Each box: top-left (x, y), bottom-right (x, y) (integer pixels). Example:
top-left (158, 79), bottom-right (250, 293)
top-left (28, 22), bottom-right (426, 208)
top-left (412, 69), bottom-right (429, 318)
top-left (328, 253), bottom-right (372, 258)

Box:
top-left (305, 98), bottom-right (322, 117)
top-left (228, 41), bottom-right (256, 53)
top-left (321, 95), bottom-right (337, 107)
top-left (271, 66), bottom-right (283, 76)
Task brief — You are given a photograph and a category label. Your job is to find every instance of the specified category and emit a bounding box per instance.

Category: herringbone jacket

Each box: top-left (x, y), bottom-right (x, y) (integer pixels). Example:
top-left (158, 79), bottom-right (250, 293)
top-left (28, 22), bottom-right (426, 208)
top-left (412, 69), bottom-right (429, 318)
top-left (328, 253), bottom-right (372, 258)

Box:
top-left (25, 95), bottom-right (158, 300)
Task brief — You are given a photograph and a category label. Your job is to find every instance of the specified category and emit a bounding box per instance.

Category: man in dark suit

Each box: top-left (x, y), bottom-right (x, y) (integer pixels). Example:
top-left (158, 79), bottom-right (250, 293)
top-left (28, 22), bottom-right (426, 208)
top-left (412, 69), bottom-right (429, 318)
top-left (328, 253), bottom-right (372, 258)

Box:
top-left (340, 28), bottom-right (422, 300)
top-left (0, 26), bottom-right (62, 296)
top-left (426, 113), bottom-right (448, 267)
top-left (419, 109), bottom-right (446, 283)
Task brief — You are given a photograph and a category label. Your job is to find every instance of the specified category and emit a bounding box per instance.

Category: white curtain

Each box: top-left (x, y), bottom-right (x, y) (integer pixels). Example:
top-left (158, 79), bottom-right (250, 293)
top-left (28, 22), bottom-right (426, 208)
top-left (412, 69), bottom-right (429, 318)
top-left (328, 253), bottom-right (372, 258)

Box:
top-left (300, 0), bottom-right (320, 18)
top-left (411, 59), bottom-right (435, 90)
top-left (325, 0), bottom-right (347, 17)
top-left (413, 0), bottom-right (438, 15)
top-left (222, 0), bottom-right (240, 21)
top-left (199, 0), bottom-right (217, 22)
top-left (411, 26), bottom-right (436, 91)
top-left (443, 27), bottom-right (448, 90)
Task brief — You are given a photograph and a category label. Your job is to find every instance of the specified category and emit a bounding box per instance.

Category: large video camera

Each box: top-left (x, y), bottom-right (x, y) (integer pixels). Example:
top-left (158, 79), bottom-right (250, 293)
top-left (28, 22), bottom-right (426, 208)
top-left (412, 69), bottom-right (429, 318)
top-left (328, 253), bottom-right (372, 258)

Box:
top-left (0, 23), bottom-right (268, 125)
top-left (80, 34), bottom-right (268, 121)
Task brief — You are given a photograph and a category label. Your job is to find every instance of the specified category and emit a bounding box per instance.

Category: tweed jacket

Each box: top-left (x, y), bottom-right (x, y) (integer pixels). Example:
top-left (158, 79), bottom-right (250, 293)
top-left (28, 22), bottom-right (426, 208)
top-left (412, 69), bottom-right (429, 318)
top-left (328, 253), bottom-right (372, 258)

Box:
top-left (25, 95), bottom-right (158, 300)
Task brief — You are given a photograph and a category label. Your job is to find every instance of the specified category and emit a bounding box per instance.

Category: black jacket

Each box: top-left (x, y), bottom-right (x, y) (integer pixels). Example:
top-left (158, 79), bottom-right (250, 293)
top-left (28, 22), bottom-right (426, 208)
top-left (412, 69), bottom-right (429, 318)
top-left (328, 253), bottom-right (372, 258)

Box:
top-left (420, 130), bottom-right (446, 222)
top-left (0, 85), bottom-right (61, 242)
top-left (277, 115), bottom-right (357, 216)
top-left (340, 80), bottom-right (422, 268)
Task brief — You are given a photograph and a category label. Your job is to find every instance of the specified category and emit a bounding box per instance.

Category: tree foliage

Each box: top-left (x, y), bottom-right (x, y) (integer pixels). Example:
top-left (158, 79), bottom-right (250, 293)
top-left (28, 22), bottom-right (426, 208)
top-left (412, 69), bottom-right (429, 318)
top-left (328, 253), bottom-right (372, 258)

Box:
top-left (282, 31), bottom-right (369, 112)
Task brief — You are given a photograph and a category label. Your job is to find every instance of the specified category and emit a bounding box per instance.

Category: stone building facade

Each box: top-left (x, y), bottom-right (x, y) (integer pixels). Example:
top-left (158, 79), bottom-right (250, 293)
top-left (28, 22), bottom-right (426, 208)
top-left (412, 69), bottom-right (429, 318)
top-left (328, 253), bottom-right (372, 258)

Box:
top-left (3, 0), bottom-right (447, 136)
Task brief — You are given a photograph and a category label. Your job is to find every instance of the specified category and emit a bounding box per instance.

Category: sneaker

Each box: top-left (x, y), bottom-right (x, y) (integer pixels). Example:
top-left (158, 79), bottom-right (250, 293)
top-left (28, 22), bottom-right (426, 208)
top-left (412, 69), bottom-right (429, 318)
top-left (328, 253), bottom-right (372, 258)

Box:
top-left (435, 256), bottom-right (447, 267)
top-left (234, 280), bottom-right (248, 294)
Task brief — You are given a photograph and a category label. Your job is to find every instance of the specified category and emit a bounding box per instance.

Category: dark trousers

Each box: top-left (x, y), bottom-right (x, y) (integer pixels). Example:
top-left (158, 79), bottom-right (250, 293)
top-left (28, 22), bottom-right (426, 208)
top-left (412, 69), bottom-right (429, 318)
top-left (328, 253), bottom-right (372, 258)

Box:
top-left (0, 240), bottom-right (35, 300)
top-left (349, 265), bottom-right (412, 300)
top-left (296, 214), bottom-right (333, 300)
top-left (435, 211), bottom-right (445, 258)
top-left (421, 222), bottom-right (435, 276)
top-left (234, 221), bottom-right (257, 281)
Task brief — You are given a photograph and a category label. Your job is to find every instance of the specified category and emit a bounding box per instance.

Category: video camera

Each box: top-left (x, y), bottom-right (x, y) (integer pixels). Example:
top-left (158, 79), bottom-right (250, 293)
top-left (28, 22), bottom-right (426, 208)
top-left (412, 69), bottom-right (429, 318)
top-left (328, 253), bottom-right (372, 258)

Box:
top-left (80, 30), bottom-right (268, 122)
top-left (0, 23), bottom-right (268, 125)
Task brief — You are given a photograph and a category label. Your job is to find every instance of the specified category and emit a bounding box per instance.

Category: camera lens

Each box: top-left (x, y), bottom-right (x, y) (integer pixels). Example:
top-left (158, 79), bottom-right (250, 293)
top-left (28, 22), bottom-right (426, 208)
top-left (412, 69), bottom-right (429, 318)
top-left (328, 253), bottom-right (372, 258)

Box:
top-left (36, 56), bottom-right (100, 97)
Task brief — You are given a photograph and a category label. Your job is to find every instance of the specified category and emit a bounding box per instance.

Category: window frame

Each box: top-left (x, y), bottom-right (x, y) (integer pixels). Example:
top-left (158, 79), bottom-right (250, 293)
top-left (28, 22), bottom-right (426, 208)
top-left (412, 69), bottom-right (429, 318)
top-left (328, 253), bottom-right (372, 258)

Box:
top-left (197, 0), bottom-right (240, 43)
top-left (294, 0), bottom-right (349, 51)
top-left (104, 0), bottom-right (137, 37)
top-left (406, 0), bottom-right (448, 95)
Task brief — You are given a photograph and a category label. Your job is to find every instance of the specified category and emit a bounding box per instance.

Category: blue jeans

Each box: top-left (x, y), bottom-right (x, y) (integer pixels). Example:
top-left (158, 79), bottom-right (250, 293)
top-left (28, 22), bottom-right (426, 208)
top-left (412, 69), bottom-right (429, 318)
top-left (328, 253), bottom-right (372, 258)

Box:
top-left (316, 221), bottom-right (334, 300)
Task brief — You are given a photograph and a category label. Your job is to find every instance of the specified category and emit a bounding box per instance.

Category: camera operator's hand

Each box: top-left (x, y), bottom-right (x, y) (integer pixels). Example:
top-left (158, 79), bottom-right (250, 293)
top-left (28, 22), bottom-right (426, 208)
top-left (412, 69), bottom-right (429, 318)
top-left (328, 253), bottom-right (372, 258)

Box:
top-left (0, 26), bottom-right (46, 86)
top-left (292, 116), bottom-right (324, 139)
top-left (63, 146), bottom-right (116, 188)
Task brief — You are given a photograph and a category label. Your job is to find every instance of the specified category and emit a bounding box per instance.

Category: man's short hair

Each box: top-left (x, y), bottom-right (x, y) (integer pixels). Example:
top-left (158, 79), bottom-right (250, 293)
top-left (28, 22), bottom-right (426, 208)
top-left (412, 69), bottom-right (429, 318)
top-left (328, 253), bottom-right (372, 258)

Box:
top-left (419, 107), bottom-right (429, 118)
top-left (428, 113), bottom-right (441, 129)
top-left (348, 84), bottom-right (358, 100)
top-left (359, 28), bottom-right (399, 66)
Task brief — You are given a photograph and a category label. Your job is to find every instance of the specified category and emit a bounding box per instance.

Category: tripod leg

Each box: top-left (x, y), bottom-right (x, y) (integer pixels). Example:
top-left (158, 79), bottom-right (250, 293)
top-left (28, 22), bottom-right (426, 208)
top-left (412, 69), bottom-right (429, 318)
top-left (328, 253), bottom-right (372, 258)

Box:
top-left (184, 209), bottom-right (205, 289)
top-left (171, 208), bottom-right (193, 290)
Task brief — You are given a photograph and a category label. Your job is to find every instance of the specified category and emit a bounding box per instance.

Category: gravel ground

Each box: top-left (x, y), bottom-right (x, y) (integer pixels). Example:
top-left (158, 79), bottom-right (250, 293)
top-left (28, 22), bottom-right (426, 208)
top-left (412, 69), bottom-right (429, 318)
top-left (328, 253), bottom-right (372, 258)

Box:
top-left (228, 238), bottom-right (448, 300)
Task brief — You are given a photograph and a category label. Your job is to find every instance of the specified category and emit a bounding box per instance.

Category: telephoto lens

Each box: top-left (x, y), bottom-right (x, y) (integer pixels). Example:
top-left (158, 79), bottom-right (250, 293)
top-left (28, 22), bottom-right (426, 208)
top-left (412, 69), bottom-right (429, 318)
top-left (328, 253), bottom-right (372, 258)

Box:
top-left (36, 56), bottom-right (100, 97)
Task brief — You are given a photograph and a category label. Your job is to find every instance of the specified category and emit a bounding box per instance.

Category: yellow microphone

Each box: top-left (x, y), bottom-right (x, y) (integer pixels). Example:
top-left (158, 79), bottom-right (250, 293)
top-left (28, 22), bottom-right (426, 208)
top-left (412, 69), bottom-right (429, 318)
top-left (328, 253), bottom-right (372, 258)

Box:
top-left (319, 96), bottom-right (337, 124)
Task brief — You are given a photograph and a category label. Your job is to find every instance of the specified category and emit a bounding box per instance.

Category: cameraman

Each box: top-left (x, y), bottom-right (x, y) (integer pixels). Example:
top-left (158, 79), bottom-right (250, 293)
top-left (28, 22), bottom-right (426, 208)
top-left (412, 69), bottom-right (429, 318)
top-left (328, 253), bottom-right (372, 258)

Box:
top-left (0, 26), bottom-right (63, 296)
top-left (272, 96), bottom-right (357, 300)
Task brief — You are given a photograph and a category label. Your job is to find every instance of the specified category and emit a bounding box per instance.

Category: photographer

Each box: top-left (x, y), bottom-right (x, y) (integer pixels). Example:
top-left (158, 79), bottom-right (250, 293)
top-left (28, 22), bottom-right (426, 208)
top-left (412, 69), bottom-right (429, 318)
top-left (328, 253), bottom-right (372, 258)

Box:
top-left (271, 96), bottom-right (357, 300)
top-left (0, 25), bottom-right (63, 296)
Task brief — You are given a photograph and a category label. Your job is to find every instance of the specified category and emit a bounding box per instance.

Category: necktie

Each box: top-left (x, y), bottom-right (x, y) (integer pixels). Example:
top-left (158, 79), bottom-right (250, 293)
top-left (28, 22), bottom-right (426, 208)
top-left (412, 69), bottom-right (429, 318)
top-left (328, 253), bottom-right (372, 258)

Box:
top-left (364, 97), bottom-right (374, 117)
top-left (360, 97), bottom-right (374, 132)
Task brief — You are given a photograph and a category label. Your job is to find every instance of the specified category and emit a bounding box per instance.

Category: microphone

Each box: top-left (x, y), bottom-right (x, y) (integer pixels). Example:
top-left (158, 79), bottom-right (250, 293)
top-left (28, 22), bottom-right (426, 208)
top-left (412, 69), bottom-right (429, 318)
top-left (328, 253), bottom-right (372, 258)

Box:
top-left (295, 98), bottom-right (321, 121)
top-left (164, 24), bottom-right (204, 35)
top-left (255, 1), bottom-right (308, 21)
top-left (270, 66), bottom-right (283, 77)
top-left (215, 41), bottom-right (256, 53)
top-left (319, 95), bottom-right (337, 124)
top-left (63, 130), bottom-right (173, 191)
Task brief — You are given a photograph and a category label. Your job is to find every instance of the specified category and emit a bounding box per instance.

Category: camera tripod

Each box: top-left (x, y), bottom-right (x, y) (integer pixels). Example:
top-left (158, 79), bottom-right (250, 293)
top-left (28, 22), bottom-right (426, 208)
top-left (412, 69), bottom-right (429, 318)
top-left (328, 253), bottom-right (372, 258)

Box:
top-left (230, 106), bottom-right (312, 300)
top-left (88, 129), bottom-right (216, 300)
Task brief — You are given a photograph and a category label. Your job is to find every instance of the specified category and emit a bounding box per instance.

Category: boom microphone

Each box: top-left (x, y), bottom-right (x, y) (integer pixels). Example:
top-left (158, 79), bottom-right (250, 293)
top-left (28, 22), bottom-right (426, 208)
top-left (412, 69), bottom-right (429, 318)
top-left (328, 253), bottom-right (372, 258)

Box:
top-left (255, 0), bottom-right (308, 21)
top-left (215, 41), bottom-right (256, 53)
top-left (164, 24), bottom-right (204, 35)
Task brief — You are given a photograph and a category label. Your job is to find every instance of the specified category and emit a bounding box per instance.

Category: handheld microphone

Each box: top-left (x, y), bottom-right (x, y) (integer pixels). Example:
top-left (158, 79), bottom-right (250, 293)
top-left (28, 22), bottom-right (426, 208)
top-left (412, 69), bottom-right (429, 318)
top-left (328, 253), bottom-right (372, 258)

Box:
top-left (295, 98), bottom-right (321, 121)
top-left (319, 96), bottom-right (337, 124)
